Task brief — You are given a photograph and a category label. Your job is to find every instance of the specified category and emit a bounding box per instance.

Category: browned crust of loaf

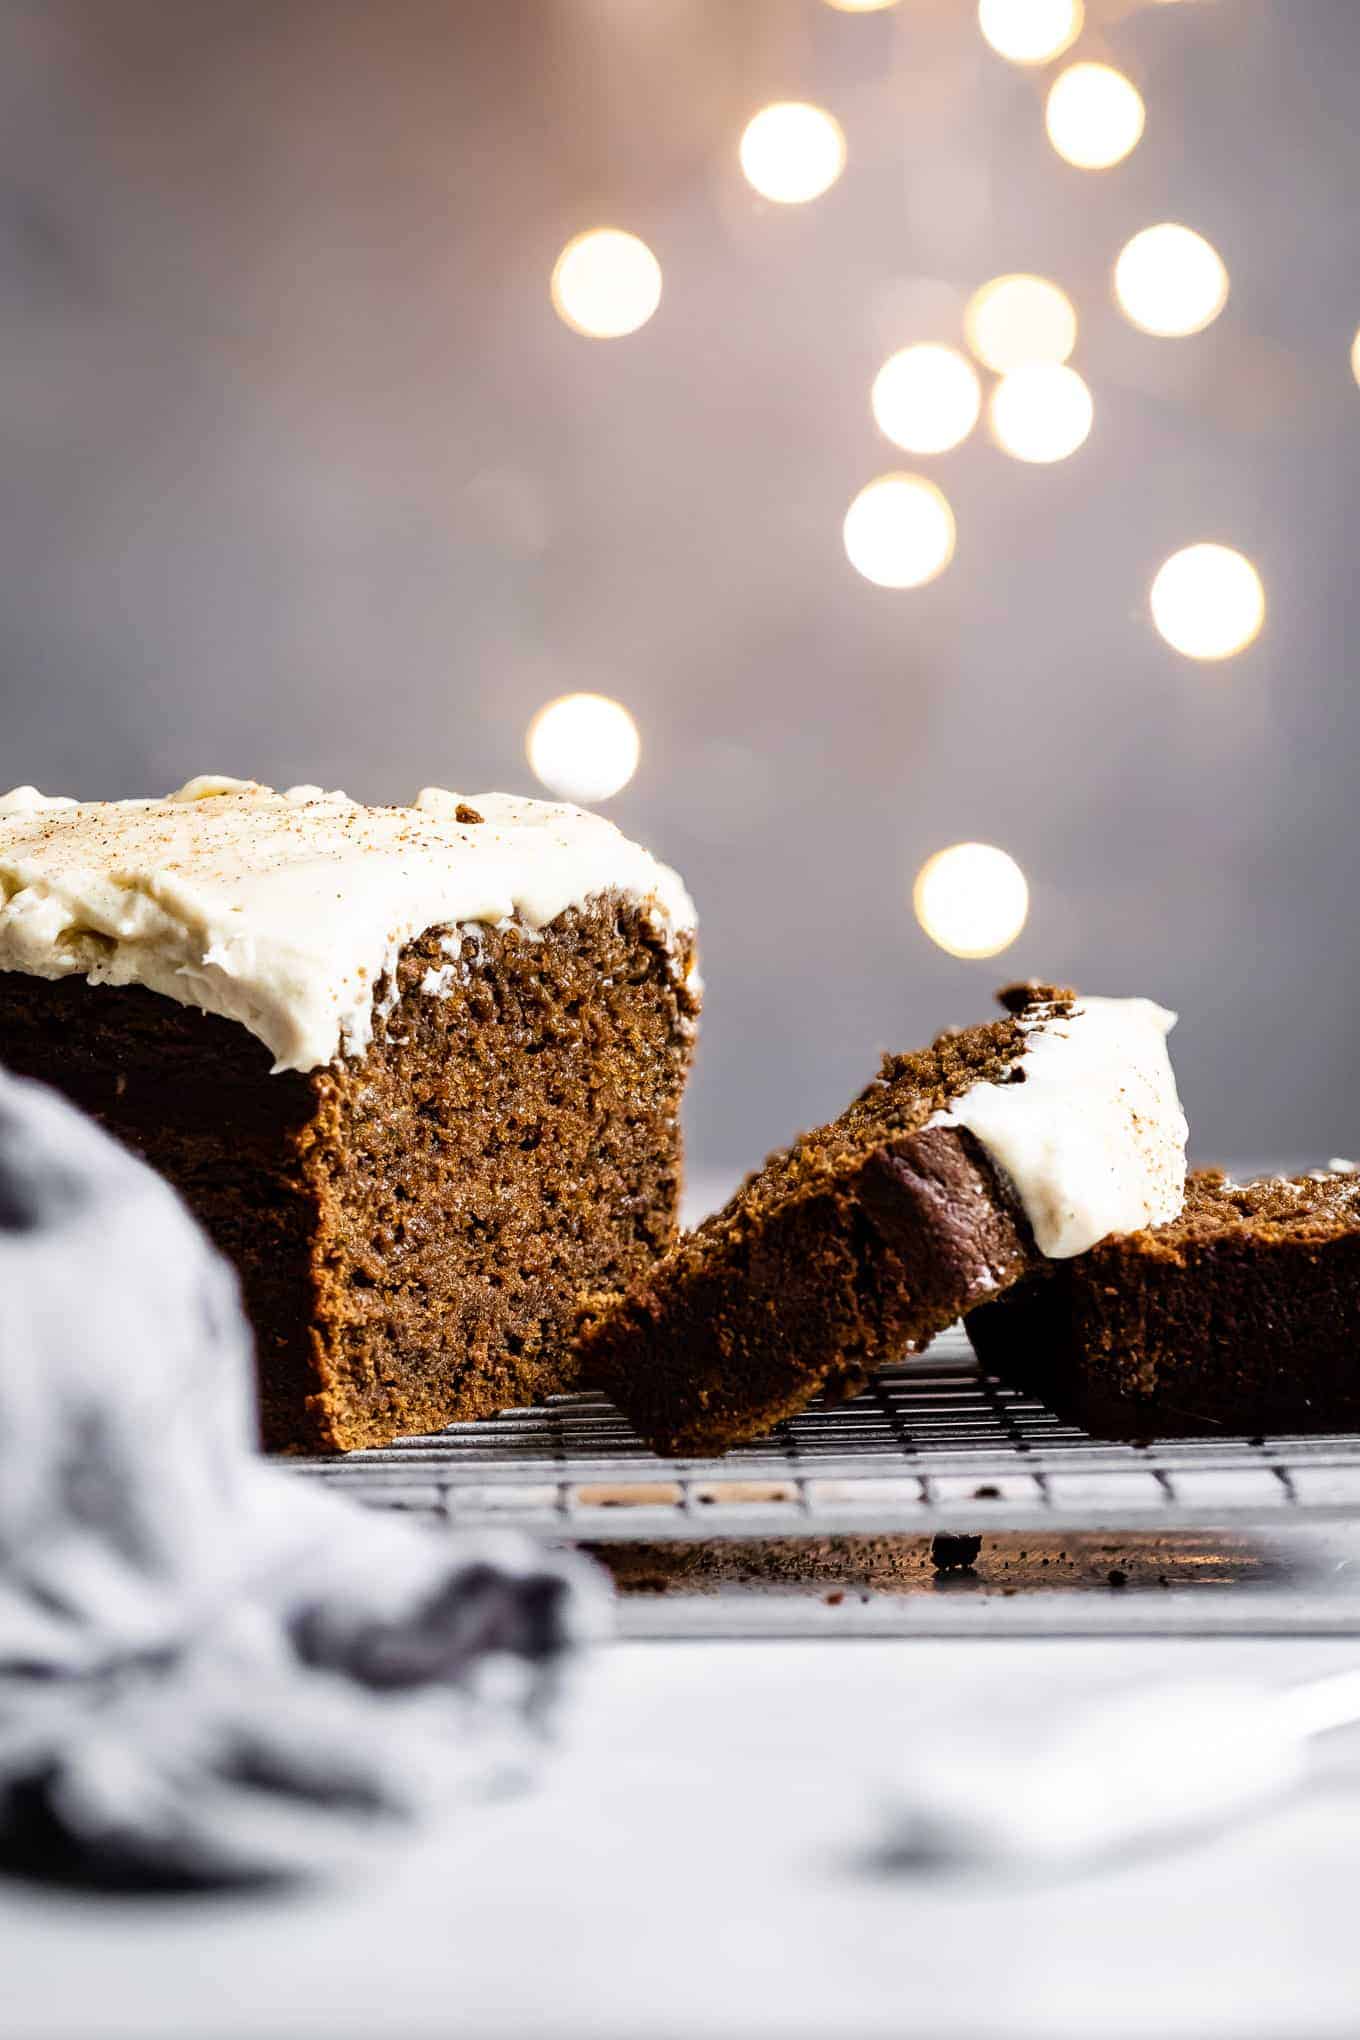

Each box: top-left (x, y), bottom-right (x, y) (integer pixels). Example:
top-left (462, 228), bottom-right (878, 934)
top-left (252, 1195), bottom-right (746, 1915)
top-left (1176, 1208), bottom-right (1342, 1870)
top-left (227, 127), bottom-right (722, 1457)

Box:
top-left (580, 986), bottom-right (1077, 1455)
top-left (1110, 1165), bottom-right (1360, 1253)
top-left (0, 895), bottom-right (698, 1452)
top-left (966, 1165), bottom-right (1360, 1438)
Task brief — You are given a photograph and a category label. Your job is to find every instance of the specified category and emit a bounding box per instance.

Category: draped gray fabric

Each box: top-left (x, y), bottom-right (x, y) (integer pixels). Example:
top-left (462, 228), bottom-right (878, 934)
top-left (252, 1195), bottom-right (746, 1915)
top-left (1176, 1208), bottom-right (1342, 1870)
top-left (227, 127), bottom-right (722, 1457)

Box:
top-left (0, 1068), bottom-right (607, 1888)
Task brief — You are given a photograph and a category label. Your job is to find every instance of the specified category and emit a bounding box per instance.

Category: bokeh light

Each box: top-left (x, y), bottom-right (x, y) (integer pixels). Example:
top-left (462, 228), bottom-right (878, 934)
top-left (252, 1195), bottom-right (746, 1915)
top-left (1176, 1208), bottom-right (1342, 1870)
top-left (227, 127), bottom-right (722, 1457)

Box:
top-left (1350, 326), bottom-right (1360, 385)
top-left (977, 0), bottom-right (1084, 66)
top-left (914, 843), bottom-right (1030, 959)
top-left (1114, 224), bottom-right (1229, 337)
top-left (989, 363), bottom-right (1093, 463)
top-left (871, 344), bottom-right (982, 455)
top-left (526, 693), bottom-right (641, 802)
top-left (1150, 546), bottom-right (1265, 661)
top-left (1045, 62), bottom-right (1145, 169)
top-left (739, 103), bottom-right (846, 205)
top-left (965, 274), bottom-right (1077, 373)
top-left (551, 230), bottom-right (662, 339)
top-left (843, 474), bottom-right (957, 588)
top-left (823, 0), bottom-right (899, 9)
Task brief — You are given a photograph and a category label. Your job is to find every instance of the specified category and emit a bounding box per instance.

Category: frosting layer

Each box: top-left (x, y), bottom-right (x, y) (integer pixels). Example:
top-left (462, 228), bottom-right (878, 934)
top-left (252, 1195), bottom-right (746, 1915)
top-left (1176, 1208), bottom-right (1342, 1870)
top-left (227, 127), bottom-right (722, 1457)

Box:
top-left (0, 778), bottom-right (697, 1073)
top-left (933, 995), bottom-right (1188, 1258)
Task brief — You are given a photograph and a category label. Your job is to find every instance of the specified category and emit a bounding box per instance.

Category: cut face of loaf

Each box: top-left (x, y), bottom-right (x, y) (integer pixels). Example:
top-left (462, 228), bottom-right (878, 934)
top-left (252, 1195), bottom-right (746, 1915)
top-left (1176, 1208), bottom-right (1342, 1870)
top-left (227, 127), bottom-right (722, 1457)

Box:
top-left (0, 901), bottom-right (699, 1451)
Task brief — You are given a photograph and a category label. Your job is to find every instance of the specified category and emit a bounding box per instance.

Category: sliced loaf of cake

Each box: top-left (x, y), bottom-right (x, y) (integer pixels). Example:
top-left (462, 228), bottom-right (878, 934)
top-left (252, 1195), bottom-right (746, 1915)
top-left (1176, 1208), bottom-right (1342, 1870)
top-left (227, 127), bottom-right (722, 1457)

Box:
top-left (967, 1164), bottom-right (1360, 1437)
top-left (582, 985), bottom-right (1187, 1454)
top-left (0, 777), bottom-right (699, 1452)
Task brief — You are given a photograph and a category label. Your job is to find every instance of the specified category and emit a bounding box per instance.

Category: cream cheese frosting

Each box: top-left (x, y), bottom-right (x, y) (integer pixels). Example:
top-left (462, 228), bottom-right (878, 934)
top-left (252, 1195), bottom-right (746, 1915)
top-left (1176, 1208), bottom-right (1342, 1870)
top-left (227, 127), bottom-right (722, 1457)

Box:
top-left (0, 777), bottom-right (697, 1074)
top-left (932, 995), bottom-right (1188, 1259)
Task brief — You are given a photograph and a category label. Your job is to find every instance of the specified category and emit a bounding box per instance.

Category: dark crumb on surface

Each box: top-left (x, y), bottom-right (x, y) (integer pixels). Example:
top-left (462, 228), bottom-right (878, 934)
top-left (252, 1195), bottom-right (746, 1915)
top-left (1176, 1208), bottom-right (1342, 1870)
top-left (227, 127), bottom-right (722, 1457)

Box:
top-left (930, 1533), bottom-right (982, 1573)
top-left (454, 803), bottom-right (484, 825)
top-left (588, 1533), bottom-right (1291, 1597)
top-left (1107, 1567), bottom-right (1128, 1588)
top-left (996, 980), bottom-right (1075, 1016)
top-left (972, 1484), bottom-right (1001, 1500)
top-left (825, 1591), bottom-right (845, 1607)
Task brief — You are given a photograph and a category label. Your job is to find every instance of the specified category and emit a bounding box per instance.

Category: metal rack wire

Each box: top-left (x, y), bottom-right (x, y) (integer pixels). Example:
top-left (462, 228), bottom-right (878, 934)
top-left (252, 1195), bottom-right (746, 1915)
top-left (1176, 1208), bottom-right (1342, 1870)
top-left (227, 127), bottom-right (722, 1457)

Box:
top-left (291, 1327), bottom-right (1360, 1542)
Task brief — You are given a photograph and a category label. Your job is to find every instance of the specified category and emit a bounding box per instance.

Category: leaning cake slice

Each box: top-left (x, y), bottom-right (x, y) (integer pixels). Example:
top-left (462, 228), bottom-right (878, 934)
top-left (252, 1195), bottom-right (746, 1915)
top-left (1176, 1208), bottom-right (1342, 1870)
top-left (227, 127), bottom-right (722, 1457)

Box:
top-left (0, 777), bottom-right (699, 1452)
top-left (966, 1164), bottom-right (1360, 1437)
top-left (581, 985), bottom-right (1187, 1454)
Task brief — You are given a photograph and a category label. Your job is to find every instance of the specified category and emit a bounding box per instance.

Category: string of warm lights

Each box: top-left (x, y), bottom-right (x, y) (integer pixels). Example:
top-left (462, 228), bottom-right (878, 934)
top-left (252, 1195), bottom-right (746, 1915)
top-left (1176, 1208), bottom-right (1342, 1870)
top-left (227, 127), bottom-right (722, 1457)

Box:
top-left (978, 0), bottom-right (1083, 67)
top-left (550, 229), bottom-right (661, 339)
top-left (989, 361), bottom-right (1093, 463)
top-left (1150, 546), bottom-right (1265, 662)
top-left (739, 101), bottom-right (846, 205)
top-left (1045, 61), bottom-right (1145, 169)
top-left (843, 474), bottom-right (957, 588)
top-left (965, 274), bottom-right (1077, 373)
top-left (525, 694), bottom-right (641, 804)
top-left (1114, 223), bottom-right (1229, 337)
top-left (913, 845), bottom-right (1030, 960)
top-left (538, 0), bottom-right (1275, 966)
top-left (872, 345), bottom-right (981, 456)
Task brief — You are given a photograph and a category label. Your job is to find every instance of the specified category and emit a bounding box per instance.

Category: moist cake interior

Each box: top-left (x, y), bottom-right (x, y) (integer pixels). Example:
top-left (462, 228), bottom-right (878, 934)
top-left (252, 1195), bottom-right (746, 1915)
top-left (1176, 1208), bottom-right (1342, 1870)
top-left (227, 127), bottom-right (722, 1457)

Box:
top-left (581, 988), bottom-right (1080, 1454)
top-left (0, 898), bottom-right (698, 1451)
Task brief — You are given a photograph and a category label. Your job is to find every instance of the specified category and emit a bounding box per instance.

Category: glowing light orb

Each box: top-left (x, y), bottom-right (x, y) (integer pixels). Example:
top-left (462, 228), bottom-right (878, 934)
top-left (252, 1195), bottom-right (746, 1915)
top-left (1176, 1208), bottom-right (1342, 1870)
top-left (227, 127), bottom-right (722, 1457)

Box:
top-left (823, 0), bottom-right (899, 10)
top-left (551, 229), bottom-right (662, 339)
top-left (965, 274), bottom-right (1077, 374)
top-left (989, 362), bottom-right (1093, 463)
top-left (977, 0), bottom-right (1084, 66)
top-left (914, 843), bottom-right (1030, 959)
top-left (1150, 545), bottom-right (1265, 661)
top-left (1045, 62), bottom-right (1145, 169)
top-left (739, 103), bottom-right (846, 205)
top-left (871, 344), bottom-right (982, 455)
top-left (1114, 224), bottom-right (1228, 337)
top-left (1350, 326), bottom-right (1360, 385)
top-left (526, 693), bottom-right (641, 802)
top-left (843, 474), bottom-right (957, 588)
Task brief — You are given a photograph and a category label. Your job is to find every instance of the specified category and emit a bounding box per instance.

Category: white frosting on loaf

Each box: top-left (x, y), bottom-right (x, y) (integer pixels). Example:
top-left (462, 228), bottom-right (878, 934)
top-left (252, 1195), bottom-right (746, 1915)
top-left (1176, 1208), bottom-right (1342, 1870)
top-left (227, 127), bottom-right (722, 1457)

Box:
top-left (932, 995), bottom-right (1188, 1259)
top-left (0, 777), bottom-right (697, 1074)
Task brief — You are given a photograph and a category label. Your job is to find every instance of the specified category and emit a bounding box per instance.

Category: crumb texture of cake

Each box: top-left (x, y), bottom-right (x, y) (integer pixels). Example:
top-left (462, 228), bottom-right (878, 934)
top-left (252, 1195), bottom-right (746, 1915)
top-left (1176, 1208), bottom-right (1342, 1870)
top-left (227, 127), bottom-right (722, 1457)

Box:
top-left (0, 780), bottom-right (699, 1452)
top-left (966, 1164), bottom-right (1360, 1437)
top-left (581, 984), bottom-right (1188, 1456)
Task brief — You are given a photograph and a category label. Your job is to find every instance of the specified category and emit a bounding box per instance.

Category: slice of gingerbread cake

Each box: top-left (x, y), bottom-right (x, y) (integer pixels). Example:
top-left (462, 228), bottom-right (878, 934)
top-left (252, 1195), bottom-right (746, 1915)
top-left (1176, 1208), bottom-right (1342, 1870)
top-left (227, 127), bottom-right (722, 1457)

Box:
top-left (0, 776), bottom-right (699, 1452)
top-left (581, 985), bottom-right (1188, 1454)
top-left (967, 1164), bottom-right (1360, 1437)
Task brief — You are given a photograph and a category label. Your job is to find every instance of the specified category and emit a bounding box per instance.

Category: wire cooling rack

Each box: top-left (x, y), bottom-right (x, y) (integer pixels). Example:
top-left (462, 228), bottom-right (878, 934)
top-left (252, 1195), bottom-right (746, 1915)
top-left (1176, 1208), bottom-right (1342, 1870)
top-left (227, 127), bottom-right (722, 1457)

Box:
top-left (290, 1326), bottom-right (1360, 1542)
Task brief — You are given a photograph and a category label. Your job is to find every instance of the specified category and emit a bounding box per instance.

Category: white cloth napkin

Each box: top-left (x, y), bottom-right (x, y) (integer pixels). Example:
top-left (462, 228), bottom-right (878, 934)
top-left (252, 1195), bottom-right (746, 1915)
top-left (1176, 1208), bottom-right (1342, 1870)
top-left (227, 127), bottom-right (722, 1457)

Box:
top-left (0, 1067), bottom-right (607, 1887)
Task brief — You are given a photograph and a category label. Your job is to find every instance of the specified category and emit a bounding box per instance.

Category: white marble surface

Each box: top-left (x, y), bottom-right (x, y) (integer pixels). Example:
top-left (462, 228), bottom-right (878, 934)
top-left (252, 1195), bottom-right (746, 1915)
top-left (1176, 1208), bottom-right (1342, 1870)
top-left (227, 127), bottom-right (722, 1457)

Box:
top-left (7, 1635), bottom-right (1360, 2040)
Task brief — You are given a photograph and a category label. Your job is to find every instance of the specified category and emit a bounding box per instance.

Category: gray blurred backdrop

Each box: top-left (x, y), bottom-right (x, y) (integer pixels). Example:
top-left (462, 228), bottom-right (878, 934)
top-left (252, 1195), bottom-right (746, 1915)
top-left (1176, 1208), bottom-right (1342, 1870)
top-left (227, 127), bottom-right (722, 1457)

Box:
top-left (0, 0), bottom-right (1355, 1171)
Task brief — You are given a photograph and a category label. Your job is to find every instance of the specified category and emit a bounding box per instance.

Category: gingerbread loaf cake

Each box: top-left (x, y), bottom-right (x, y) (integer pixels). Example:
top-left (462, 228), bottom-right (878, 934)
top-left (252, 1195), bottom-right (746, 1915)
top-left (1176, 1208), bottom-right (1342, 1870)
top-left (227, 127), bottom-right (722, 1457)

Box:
top-left (967, 1164), bottom-right (1360, 1437)
top-left (0, 777), bottom-right (699, 1451)
top-left (581, 985), bottom-right (1188, 1454)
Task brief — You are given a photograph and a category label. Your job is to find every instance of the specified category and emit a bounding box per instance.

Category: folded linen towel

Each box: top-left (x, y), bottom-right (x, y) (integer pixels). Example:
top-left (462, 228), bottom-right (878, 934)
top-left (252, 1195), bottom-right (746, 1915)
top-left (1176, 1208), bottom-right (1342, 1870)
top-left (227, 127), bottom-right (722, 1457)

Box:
top-left (0, 1067), bottom-right (605, 1888)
